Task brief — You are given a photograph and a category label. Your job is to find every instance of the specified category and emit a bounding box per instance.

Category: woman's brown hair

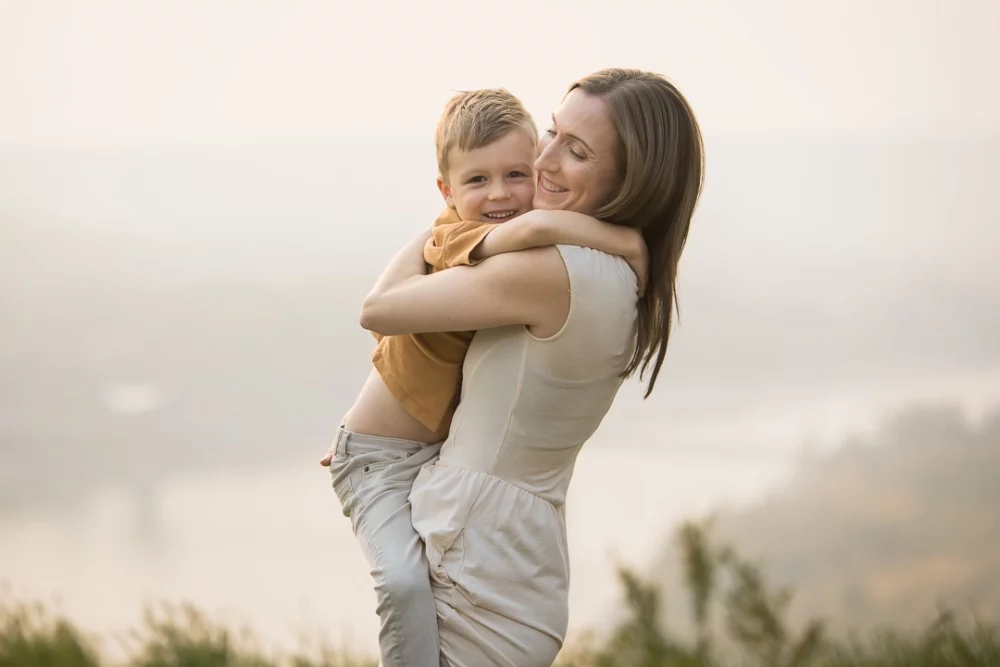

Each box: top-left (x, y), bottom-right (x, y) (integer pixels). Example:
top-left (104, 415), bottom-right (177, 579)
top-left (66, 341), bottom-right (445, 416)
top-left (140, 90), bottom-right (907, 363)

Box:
top-left (569, 68), bottom-right (705, 397)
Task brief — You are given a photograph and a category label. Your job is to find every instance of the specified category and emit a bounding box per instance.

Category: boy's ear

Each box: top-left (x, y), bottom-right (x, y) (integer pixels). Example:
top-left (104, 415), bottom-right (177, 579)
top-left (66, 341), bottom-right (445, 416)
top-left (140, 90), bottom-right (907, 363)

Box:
top-left (436, 177), bottom-right (456, 209)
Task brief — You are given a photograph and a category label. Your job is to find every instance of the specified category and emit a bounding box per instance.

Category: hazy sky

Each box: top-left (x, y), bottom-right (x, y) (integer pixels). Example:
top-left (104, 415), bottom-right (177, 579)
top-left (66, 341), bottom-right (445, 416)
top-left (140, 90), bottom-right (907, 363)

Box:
top-left (3, 0), bottom-right (999, 149)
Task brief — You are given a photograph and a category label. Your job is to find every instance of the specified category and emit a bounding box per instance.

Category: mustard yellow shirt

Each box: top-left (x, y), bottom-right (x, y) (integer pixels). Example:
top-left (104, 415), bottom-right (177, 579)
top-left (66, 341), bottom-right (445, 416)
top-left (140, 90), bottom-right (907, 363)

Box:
top-left (370, 208), bottom-right (499, 432)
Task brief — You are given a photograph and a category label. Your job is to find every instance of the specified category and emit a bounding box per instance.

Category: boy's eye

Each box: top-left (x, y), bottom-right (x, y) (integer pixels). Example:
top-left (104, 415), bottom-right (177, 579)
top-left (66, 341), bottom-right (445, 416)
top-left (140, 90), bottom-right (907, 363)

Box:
top-left (508, 170), bottom-right (528, 178)
top-left (466, 175), bottom-right (486, 184)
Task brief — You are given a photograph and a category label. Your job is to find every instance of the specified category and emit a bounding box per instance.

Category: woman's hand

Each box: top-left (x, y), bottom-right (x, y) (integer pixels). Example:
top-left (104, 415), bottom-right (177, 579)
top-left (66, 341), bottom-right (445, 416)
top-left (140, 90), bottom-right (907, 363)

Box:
top-left (393, 228), bottom-right (433, 276)
top-left (360, 228), bottom-right (433, 323)
top-left (409, 228), bottom-right (435, 259)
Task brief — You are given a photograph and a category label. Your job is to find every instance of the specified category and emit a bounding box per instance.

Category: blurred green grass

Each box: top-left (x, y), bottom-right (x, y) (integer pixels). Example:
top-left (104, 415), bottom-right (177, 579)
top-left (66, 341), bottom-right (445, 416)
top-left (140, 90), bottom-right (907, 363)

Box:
top-left (3, 520), bottom-right (997, 666)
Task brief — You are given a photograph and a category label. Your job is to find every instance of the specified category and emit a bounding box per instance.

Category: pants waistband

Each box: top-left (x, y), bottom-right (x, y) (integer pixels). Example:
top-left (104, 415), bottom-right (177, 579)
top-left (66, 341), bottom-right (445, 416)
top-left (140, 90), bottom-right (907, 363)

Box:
top-left (335, 425), bottom-right (435, 457)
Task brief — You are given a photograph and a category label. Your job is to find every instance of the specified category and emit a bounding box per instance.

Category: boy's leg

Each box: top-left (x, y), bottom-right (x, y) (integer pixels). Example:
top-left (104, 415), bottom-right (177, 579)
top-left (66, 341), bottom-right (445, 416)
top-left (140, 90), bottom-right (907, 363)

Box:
top-left (328, 427), bottom-right (442, 667)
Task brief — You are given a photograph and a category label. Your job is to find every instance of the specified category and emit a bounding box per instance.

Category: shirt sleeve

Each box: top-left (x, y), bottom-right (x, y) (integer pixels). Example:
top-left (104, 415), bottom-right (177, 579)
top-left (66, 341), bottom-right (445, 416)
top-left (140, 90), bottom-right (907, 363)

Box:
top-left (423, 208), bottom-right (499, 270)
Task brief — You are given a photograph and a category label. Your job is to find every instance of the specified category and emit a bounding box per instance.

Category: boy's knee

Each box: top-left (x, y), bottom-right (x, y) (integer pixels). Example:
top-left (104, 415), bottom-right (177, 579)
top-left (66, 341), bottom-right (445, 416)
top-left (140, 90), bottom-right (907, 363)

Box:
top-left (380, 562), bottom-right (433, 608)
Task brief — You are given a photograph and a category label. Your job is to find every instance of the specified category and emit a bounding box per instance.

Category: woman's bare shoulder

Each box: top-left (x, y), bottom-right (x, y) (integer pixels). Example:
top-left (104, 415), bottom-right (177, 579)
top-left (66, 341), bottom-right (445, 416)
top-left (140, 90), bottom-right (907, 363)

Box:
top-left (503, 245), bottom-right (569, 281)
top-left (479, 246), bottom-right (571, 338)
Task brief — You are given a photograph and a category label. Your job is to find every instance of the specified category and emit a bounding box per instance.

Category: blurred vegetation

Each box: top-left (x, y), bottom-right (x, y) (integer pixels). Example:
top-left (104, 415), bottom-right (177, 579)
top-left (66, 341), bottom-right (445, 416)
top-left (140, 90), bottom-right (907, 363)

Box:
top-left (3, 404), bottom-right (998, 665)
top-left (696, 405), bottom-right (1000, 632)
top-left (3, 520), bottom-right (997, 666)
top-left (0, 590), bottom-right (378, 667)
top-left (555, 519), bottom-right (998, 666)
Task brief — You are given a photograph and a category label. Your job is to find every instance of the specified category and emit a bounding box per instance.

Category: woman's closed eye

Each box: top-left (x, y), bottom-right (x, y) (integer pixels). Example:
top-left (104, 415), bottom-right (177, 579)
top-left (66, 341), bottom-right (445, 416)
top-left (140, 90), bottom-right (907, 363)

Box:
top-left (545, 128), bottom-right (585, 161)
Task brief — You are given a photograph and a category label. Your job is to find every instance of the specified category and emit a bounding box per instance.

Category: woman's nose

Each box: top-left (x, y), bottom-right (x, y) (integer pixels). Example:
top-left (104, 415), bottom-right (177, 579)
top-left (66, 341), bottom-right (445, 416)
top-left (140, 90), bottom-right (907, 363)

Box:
top-left (534, 139), bottom-right (558, 173)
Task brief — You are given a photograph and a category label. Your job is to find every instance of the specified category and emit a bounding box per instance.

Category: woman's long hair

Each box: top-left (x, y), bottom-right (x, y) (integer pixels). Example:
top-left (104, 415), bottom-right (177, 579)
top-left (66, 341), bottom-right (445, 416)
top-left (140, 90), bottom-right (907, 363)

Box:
top-left (569, 68), bottom-right (705, 397)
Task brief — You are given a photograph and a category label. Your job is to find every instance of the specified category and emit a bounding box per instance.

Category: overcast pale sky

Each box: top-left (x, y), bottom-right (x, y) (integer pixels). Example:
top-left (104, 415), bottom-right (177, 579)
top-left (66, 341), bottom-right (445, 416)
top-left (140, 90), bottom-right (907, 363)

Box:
top-left (3, 0), bottom-right (998, 149)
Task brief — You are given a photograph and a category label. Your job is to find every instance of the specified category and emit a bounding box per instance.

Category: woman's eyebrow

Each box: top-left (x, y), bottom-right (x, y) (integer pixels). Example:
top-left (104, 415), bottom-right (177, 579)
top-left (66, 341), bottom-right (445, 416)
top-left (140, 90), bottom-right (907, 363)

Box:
top-left (551, 113), bottom-right (594, 154)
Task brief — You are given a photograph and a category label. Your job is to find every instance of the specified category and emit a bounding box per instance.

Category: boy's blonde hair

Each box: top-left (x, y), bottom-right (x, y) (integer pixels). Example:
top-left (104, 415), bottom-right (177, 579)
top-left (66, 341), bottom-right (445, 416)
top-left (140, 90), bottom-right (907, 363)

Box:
top-left (435, 88), bottom-right (538, 183)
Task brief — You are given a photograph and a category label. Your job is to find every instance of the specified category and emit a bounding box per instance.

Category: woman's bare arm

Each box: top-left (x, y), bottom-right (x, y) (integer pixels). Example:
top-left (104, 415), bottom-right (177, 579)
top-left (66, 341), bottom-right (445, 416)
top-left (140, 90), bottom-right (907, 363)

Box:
top-left (360, 231), bottom-right (570, 337)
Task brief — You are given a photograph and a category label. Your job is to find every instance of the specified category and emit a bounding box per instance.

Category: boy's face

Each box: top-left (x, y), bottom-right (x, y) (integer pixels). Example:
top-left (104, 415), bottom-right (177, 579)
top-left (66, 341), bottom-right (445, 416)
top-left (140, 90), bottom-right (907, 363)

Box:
top-left (438, 129), bottom-right (537, 223)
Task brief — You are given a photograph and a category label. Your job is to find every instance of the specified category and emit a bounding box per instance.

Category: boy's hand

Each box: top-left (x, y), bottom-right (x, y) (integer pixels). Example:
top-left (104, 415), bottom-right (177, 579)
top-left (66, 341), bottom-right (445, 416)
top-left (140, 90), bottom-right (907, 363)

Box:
top-left (319, 446), bottom-right (334, 467)
top-left (623, 229), bottom-right (649, 297)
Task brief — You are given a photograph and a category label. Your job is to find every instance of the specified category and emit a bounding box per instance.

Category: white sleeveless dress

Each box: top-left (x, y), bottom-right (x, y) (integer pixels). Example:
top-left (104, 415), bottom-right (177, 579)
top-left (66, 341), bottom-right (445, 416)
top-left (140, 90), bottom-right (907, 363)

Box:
top-left (409, 244), bottom-right (639, 667)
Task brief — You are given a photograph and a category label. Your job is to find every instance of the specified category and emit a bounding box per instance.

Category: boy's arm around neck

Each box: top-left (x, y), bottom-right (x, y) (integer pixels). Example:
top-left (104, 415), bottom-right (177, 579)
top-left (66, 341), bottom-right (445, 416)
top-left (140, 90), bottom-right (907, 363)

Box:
top-left (471, 209), bottom-right (649, 295)
top-left (423, 207), bottom-right (647, 295)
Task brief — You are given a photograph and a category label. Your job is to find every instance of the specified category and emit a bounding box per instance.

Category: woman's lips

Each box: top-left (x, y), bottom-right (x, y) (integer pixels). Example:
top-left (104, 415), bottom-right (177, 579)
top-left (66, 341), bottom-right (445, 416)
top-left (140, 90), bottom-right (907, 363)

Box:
top-left (539, 174), bottom-right (568, 194)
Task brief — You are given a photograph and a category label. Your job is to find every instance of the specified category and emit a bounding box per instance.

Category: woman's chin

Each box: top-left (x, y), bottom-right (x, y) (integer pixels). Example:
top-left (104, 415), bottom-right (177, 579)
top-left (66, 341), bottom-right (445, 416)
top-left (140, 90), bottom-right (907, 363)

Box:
top-left (533, 194), bottom-right (564, 211)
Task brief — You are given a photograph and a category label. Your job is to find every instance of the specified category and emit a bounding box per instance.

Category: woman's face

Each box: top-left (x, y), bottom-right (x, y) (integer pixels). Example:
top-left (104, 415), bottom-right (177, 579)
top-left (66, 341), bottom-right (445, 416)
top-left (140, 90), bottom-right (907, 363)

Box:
top-left (533, 88), bottom-right (620, 215)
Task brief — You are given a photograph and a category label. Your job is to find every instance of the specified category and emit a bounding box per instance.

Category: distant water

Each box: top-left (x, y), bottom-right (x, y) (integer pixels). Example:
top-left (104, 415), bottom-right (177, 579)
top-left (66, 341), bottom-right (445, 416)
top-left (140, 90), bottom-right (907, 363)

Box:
top-left (3, 366), bottom-right (999, 660)
top-left (0, 448), bottom-right (786, 660)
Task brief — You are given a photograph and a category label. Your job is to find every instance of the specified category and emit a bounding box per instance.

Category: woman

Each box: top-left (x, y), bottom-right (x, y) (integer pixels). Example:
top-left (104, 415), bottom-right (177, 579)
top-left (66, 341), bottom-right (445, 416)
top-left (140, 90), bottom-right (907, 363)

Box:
top-left (360, 68), bottom-right (703, 666)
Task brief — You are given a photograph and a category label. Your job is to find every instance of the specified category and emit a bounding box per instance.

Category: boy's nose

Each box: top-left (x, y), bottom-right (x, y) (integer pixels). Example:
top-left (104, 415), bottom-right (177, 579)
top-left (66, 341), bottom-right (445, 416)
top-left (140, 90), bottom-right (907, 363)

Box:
top-left (488, 184), bottom-right (511, 200)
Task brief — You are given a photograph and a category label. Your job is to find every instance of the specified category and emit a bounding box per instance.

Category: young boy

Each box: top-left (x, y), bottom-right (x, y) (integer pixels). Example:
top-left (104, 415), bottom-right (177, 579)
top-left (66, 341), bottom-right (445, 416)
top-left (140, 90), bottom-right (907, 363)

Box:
top-left (322, 89), bottom-right (643, 666)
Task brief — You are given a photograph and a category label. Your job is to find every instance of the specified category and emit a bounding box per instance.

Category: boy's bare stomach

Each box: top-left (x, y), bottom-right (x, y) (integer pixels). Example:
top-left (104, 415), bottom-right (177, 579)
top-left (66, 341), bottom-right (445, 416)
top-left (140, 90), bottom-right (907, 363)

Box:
top-left (342, 369), bottom-right (448, 444)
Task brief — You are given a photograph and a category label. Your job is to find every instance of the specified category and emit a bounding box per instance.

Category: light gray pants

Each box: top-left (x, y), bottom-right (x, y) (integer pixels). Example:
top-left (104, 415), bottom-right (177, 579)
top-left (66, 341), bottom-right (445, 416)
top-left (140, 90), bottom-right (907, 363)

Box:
top-left (328, 426), bottom-right (443, 667)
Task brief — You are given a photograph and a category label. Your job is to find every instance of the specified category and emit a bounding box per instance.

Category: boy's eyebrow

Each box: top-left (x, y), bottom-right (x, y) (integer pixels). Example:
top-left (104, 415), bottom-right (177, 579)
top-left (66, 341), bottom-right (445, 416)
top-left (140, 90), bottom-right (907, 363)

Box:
top-left (552, 113), bottom-right (594, 154)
